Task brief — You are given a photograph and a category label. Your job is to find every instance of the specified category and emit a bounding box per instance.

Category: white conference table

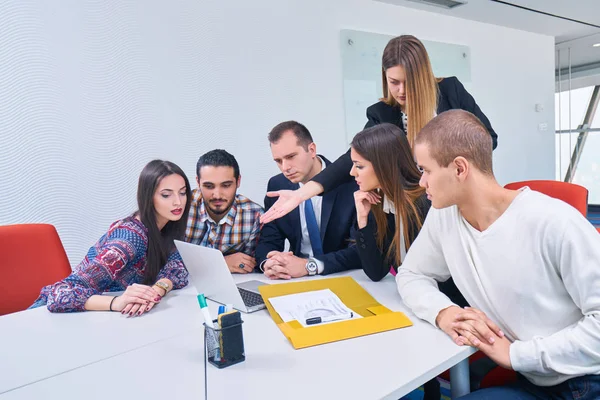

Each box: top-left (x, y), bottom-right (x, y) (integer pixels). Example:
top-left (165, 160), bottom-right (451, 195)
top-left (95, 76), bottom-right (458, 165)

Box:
top-left (0, 270), bottom-right (474, 400)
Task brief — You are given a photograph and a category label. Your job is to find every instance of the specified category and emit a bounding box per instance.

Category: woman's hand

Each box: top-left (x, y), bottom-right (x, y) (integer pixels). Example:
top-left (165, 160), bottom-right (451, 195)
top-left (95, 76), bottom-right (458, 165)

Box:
top-left (354, 190), bottom-right (381, 229)
top-left (260, 190), bottom-right (303, 224)
top-left (260, 182), bottom-right (324, 224)
top-left (112, 283), bottom-right (162, 316)
top-left (123, 286), bottom-right (165, 316)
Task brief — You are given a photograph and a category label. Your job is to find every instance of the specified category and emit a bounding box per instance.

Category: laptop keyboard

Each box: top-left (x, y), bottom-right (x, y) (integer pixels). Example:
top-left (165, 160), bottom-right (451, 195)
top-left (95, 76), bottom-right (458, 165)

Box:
top-left (238, 287), bottom-right (265, 307)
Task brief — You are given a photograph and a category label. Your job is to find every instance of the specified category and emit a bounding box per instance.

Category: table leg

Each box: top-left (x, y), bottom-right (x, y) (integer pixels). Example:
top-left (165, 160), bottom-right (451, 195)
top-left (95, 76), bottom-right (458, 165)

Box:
top-left (450, 358), bottom-right (470, 398)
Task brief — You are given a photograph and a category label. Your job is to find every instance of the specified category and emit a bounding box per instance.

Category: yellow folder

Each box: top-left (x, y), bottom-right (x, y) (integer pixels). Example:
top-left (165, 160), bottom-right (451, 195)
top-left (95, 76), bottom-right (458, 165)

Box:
top-left (258, 276), bottom-right (412, 349)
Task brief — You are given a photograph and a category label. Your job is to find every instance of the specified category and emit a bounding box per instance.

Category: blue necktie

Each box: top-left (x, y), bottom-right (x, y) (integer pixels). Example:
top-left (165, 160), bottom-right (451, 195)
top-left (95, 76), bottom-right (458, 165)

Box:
top-left (304, 199), bottom-right (323, 257)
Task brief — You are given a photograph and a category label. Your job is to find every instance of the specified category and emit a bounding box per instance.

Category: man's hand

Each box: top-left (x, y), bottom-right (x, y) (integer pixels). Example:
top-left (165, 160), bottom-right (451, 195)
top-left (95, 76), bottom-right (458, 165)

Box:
top-left (435, 305), bottom-right (467, 345)
top-left (452, 306), bottom-right (505, 346)
top-left (461, 333), bottom-right (513, 370)
top-left (262, 251), bottom-right (309, 279)
top-left (272, 253), bottom-right (308, 278)
top-left (224, 252), bottom-right (256, 274)
top-left (263, 251), bottom-right (292, 280)
top-left (263, 258), bottom-right (291, 280)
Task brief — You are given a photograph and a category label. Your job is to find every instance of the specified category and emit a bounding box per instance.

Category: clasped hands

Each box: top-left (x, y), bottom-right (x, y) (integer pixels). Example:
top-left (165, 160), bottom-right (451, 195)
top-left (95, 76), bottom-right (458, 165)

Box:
top-left (262, 251), bottom-right (308, 280)
top-left (436, 305), bottom-right (512, 369)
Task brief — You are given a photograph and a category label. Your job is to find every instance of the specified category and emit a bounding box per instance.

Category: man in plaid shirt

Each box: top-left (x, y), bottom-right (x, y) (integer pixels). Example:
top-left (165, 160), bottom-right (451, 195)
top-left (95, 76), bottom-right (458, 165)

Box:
top-left (185, 149), bottom-right (264, 274)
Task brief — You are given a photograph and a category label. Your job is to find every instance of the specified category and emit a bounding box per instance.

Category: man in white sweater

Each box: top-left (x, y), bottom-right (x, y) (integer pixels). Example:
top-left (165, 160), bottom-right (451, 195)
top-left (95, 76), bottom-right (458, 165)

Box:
top-left (396, 110), bottom-right (600, 399)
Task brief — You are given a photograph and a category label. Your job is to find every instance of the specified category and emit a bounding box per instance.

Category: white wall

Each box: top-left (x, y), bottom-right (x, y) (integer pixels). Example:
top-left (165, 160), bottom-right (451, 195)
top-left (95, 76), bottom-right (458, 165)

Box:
top-left (0, 0), bottom-right (556, 265)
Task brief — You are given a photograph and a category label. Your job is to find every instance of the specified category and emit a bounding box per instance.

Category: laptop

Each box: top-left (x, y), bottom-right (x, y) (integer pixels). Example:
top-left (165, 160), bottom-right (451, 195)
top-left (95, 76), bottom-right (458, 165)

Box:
top-left (174, 240), bottom-right (267, 313)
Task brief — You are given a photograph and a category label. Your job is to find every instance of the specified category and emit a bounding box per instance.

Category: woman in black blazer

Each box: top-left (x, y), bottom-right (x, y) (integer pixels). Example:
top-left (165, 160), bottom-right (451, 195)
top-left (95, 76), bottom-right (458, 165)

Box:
top-left (261, 35), bottom-right (498, 224)
top-left (349, 123), bottom-right (429, 282)
top-left (350, 123), bottom-right (467, 299)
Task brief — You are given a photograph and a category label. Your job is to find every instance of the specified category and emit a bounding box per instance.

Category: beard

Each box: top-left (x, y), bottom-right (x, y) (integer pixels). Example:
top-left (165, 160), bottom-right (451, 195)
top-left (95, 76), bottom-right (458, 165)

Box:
top-left (206, 196), bottom-right (235, 217)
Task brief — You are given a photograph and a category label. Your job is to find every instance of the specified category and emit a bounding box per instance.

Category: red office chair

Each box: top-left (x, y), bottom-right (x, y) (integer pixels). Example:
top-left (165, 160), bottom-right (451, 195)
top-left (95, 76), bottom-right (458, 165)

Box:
top-left (438, 351), bottom-right (513, 391)
top-left (504, 180), bottom-right (588, 217)
top-left (0, 224), bottom-right (72, 315)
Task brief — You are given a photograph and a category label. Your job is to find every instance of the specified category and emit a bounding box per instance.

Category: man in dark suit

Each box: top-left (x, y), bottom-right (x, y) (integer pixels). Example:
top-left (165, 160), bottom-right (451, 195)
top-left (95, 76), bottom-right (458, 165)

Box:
top-left (256, 121), bottom-right (361, 279)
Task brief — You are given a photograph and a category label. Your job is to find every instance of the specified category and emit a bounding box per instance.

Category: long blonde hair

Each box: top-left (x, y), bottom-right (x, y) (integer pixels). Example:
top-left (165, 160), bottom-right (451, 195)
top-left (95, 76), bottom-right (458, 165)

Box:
top-left (381, 35), bottom-right (439, 146)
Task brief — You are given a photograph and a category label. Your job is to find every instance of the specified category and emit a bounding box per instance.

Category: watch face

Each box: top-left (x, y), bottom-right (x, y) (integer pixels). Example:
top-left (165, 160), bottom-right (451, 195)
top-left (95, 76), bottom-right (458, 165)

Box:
top-left (307, 261), bottom-right (318, 273)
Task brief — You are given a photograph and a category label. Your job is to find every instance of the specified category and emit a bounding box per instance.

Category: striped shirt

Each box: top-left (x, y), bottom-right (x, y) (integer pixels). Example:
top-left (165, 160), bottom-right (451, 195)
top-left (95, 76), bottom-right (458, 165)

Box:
top-left (185, 189), bottom-right (264, 256)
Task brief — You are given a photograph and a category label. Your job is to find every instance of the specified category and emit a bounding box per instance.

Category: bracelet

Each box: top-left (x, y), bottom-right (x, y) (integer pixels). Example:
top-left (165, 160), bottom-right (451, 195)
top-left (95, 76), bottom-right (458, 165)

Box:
top-left (153, 281), bottom-right (169, 296)
top-left (153, 285), bottom-right (166, 297)
top-left (109, 296), bottom-right (117, 312)
top-left (259, 259), bottom-right (268, 273)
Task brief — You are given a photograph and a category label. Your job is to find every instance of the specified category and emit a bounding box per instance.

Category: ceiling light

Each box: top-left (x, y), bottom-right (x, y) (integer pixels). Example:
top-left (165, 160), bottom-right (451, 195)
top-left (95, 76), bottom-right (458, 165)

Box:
top-left (403, 0), bottom-right (468, 9)
top-left (594, 43), bottom-right (600, 47)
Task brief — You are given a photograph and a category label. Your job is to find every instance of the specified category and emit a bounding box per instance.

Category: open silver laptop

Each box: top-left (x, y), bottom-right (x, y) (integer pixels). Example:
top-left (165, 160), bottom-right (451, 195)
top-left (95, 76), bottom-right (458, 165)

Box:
top-left (174, 240), bottom-right (267, 313)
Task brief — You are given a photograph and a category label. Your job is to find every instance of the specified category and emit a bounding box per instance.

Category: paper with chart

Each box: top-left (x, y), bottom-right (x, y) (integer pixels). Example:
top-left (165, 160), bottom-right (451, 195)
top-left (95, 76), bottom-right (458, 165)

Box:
top-left (268, 289), bottom-right (362, 327)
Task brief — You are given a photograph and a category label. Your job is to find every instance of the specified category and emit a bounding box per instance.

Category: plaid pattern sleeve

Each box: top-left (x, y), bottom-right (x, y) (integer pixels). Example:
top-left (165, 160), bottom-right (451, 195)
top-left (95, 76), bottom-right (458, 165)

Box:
top-left (240, 208), bottom-right (263, 257)
top-left (185, 189), bottom-right (207, 244)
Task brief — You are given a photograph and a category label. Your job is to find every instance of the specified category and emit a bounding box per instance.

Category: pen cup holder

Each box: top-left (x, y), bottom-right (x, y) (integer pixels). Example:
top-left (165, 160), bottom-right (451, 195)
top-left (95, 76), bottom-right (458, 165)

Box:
top-left (203, 320), bottom-right (245, 369)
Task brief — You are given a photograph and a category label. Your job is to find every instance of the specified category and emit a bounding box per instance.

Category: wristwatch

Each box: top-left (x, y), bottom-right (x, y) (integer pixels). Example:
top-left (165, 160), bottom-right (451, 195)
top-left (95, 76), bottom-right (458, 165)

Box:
top-left (153, 281), bottom-right (169, 296)
top-left (305, 258), bottom-right (318, 276)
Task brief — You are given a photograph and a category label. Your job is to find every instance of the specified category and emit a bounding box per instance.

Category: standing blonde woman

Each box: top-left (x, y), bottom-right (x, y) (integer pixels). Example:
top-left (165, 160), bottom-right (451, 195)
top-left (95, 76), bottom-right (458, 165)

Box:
top-left (366, 35), bottom-right (497, 146)
top-left (261, 35), bottom-right (497, 224)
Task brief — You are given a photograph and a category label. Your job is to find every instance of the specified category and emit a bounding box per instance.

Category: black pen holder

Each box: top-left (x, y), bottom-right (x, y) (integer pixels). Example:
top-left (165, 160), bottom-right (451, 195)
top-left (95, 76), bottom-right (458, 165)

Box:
top-left (203, 319), bottom-right (245, 369)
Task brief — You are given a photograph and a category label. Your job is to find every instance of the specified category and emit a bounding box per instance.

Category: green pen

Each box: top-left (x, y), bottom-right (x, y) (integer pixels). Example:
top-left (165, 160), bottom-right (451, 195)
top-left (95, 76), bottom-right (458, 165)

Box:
top-left (197, 294), bottom-right (220, 362)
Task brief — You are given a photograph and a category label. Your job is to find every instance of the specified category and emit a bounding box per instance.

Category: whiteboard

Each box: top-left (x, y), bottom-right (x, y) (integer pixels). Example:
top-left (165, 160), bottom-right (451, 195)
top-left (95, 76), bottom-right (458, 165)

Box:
top-left (340, 30), bottom-right (472, 143)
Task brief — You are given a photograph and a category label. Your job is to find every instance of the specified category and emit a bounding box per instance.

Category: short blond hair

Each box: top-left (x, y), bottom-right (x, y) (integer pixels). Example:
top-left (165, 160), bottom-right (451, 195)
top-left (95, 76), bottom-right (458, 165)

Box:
top-left (415, 110), bottom-right (493, 175)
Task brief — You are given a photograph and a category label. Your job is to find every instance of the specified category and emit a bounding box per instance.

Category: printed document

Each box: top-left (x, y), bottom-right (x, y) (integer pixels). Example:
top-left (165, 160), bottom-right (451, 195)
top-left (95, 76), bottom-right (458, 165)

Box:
top-left (268, 289), bottom-right (361, 327)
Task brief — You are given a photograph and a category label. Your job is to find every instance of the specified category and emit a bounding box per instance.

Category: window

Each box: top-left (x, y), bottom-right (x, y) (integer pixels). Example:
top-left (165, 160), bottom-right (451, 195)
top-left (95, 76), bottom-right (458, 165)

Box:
top-left (555, 85), bottom-right (600, 204)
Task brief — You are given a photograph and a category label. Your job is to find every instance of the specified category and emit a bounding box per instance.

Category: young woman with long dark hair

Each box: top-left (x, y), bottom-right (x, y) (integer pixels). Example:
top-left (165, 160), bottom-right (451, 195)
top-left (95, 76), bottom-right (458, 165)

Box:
top-left (31, 160), bottom-right (192, 316)
top-left (350, 123), bottom-right (428, 281)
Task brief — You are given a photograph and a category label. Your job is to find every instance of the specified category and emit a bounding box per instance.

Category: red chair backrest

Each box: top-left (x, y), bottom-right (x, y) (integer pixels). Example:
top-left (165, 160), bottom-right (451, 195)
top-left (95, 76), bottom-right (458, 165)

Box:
top-left (504, 180), bottom-right (588, 217)
top-left (0, 224), bottom-right (71, 315)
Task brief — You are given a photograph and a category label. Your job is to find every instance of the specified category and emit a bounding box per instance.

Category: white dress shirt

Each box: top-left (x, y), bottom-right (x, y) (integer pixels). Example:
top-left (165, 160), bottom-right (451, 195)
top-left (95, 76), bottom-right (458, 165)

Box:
top-left (382, 195), bottom-right (407, 262)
